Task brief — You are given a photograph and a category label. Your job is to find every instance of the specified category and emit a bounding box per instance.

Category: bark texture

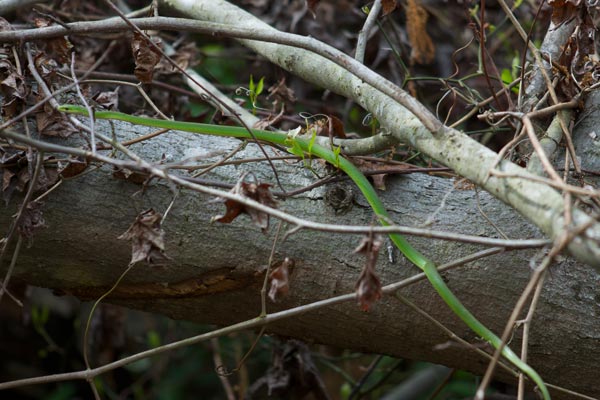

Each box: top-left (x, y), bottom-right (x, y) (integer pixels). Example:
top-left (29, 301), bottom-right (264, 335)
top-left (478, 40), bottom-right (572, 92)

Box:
top-left (2, 118), bottom-right (600, 399)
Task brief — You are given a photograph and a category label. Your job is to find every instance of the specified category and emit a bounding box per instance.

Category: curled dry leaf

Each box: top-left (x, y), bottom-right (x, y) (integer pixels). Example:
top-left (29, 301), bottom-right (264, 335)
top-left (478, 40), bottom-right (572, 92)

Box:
top-left (92, 87), bottom-right (120, 110)
top-left (112, 166), bottom-right (149, 185)
top-left (33, 18), bottom-right (72, 63)
top-left (352, 158), bottom-right (410, 191)
top-left (547, 0), bottom-right (582, 26)
top-left (0, 151), bottom-right (59, 204)
top-left (59, 157), bottom-right (89, 179)
top-left (382, 0), bottom-right (398, 16)
top-left (118, 208), bottom-right (170, 265)
top-left (17, 201), bottom-right (45, 241)
top-left (406, 0), bottom-right (435, 65)
top-left (0, 57), bottom-right (26, 119)
top-left (35, 99), bottom-right (77, 137)
top-left (268, 257), bottom-right (293, 302)
top-left (132, 31), bottom-right (163, 83)
top-left (354, 234), bottom-right (384, 311)
top-left (213, 175), bottom-right (277, 233)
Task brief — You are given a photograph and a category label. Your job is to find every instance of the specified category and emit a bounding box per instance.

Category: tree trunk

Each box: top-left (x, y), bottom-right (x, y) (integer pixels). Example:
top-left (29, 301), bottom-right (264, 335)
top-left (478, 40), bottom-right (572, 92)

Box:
top-left (2, 117), bottom-right (599, 399)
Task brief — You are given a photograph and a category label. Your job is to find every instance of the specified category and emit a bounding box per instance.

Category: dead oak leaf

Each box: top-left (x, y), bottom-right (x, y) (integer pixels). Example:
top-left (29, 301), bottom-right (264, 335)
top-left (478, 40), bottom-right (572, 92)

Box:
top-left (352, 158), bottom-right (410, 191)
top-left (547, 0), bottom-right (582, 26)
top-left (118, 208), bottom-right (170, 265)
top-left (212, 176), bottom-right (277, 233)
top-left (92, 87), bottom-right (119, 110)
top-left (406, 0), bottom-right (435, 64)
top-left (132, 31), bottom-right (162, 83)
top-left (33, 18), bottom-right (72, 63)
top-left (59, 157), bottom-right (89, 178)
top-left (0, 151), bottom-right (59, 204)
top-left (354, 234), bottom-right (383, 311)
top-left (0, 59), bottom-right (26, 119)
top-left (35, 100), bottom-right (77, 137)
top-left (382, 0), bottom-right (397, 16)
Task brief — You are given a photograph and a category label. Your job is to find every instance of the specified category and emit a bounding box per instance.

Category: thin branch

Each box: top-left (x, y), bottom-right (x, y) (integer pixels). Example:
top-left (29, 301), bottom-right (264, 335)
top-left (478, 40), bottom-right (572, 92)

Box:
top-left (0, 15), bottom-right (443, 134)
top-left (355, 0), bottom-right (382, 64)
top-left (475, 224), bottom-right (589, 399)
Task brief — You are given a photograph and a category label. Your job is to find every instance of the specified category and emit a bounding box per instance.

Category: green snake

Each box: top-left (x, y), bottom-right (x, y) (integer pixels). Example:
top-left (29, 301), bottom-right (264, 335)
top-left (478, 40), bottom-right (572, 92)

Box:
top-left (58, 104), bottom-right (550, 399)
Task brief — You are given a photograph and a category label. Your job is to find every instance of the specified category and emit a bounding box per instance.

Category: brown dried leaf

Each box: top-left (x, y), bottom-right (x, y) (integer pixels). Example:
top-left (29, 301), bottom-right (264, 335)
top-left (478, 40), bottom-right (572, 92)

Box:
top-left (328, 115), bottom-right (346, 139)
top-left (406, 0), bottom-right (435, 65)
top-left (354, 234), bottom-right (383, 311)
top-left (132, 31), bottom-right (162, 83)
top-left (352, 158), bottom-right (410, 191)
top-left (382, 0), bottom-right (397, 16)
top-left (59, 157), bottom-right (89, 178)
top-left (34, 52), bottom-right (60, 79)
top-left (112, 167), bottom-right (149, 185)
top-left (33, 18), bottom-right (72, 63)
top-left (118, 208), bottom-right (170, 265)
top-left (0, 151), bottom-right (59, 204)
top-left (35, 100), bottom-right (77, 137)
top-left (35, 156), bottom-right (60, 191)
top-left (268, 258), bottom-right (293, 302)
top-left (0, 59), bottom-right (26, 119)
top-left (1, 151), bottom-right (26, 203)
top-left (213, 175), bottom-right (277, 233)
top-left (17, 201), bottom-right (45, 240)
top-left (547, 0), bottom-right (580, 26)
top-left (92, 87), bottom-right (119, 110)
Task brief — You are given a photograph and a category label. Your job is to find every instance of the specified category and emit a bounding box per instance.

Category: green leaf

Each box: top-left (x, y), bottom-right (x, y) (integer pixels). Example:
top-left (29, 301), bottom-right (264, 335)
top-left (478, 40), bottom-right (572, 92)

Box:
top-left (333, 145), bottom-right (342, 168)
top-left (501, 68), bottom-right (512, 86)
top-left (249, 75), bottom-right (255, 93)
top-left (285, 136), bottom-right (305, 159)
top-left (256, 77), bottom-right (264, 96)
top-left (308, 128), bottom-right (317, 156)
top-left (291, 140), bottom-right (304, 159)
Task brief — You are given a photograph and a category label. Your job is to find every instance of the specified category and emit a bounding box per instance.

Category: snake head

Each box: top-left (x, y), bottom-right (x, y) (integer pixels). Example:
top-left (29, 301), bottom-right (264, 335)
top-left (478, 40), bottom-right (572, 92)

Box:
top-left (56, 104), bottom-right (85, 115)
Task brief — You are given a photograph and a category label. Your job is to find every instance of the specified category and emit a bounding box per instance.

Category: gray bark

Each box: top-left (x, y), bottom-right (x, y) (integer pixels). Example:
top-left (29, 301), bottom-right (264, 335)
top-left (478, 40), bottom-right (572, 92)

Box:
top-left (2, 117), bottom-right (599, 399)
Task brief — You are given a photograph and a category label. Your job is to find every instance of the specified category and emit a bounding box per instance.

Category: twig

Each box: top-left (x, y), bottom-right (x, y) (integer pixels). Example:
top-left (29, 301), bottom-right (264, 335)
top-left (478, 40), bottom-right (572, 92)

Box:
top-left (518, 269), bottom-right (547, 400)
top-left (210, 338), bottom-right (236, 400)
top-left (475, 223), bottom-right (590, 399)
top-left (98, 1), bottom-right (287, 192)
top-left (0, 15), bottom-right (443, 134)
top-left (355, 0), bottom-right (382, 64)
top-left (70, 52), bottom-right (96, 154)
top-left (261, 220), bottom-right (283, 317)
top-left (489, 169), bottom-right (599, 198)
